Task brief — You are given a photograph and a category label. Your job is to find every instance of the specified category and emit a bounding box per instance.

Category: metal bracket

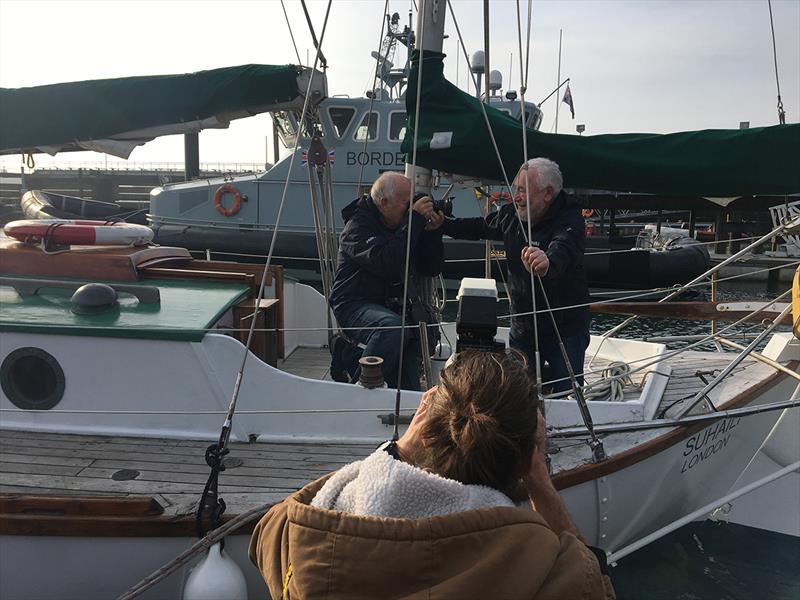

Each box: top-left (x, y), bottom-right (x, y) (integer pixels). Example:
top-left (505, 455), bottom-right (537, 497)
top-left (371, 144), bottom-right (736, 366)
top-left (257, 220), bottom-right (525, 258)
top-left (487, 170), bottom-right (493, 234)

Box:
top-left (377, 413), bottom-right (413, 426)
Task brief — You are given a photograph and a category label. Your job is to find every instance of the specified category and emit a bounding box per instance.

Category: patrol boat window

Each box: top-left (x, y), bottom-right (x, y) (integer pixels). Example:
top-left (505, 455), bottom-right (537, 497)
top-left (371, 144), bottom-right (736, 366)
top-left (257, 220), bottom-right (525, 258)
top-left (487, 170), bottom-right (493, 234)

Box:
top-left (273, 111), bottom-right (298, 148)
top-left (388, 112), bottom-right (407, 141)
top-left (354, 112), bottom-right (379, 141)
top-left (328, 107), bottom-right (356, 139)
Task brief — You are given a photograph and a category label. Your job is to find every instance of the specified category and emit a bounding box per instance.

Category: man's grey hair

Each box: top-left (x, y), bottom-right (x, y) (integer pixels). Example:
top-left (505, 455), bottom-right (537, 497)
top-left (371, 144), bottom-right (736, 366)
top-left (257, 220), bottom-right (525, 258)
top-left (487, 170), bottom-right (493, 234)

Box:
top-left (371, 171), bottom-right (406, 202)
top-left (522, 157), bottom-right (563, 195)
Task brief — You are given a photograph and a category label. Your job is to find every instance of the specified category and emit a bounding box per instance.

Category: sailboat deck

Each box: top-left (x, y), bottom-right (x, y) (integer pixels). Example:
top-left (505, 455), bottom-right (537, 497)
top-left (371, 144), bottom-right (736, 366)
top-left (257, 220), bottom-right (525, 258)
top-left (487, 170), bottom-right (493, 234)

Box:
top-left (279, 344), bottom-right (768, 410)
top-left (0, 429), bottom-right (373, 518)
top-left (0, 349), bottom-right (776, 520)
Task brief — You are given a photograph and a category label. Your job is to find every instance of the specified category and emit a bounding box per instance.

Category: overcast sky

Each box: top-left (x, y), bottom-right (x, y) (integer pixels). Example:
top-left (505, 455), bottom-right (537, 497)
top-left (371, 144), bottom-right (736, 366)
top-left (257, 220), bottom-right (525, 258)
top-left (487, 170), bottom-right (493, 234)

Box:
top-left (1, 0), bottom-right (797, 169)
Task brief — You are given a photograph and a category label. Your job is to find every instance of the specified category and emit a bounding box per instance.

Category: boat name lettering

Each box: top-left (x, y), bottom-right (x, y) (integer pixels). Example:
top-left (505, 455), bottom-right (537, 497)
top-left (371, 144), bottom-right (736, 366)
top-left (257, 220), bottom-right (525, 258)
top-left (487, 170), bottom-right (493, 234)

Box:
top-left (680, 417), bottom-right (740, 473)
top-left (345, 151), bottom-right (405, 167)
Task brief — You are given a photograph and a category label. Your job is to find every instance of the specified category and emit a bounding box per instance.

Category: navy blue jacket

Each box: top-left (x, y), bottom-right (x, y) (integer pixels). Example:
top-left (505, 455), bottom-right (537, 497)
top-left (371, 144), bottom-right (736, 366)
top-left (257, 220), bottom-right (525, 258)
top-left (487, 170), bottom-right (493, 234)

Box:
top-left (440, 192), bottom-right (590, 340)
top-left (330, 196), bottom-right (444, 323)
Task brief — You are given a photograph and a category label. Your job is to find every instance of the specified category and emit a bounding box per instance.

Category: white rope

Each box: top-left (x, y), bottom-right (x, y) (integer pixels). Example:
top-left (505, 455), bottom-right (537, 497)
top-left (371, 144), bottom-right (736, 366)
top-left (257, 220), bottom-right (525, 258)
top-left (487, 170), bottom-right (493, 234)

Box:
top-left (582, 362), bottom-right (632, 402)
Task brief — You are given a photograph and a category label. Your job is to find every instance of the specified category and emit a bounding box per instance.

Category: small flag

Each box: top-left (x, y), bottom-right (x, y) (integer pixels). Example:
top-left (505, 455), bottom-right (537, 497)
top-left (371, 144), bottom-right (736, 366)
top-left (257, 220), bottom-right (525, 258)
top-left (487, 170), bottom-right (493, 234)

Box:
top-left (301, 149), bottom-right (335, 166)
top-left (562, 84), bottom-right (575, 119)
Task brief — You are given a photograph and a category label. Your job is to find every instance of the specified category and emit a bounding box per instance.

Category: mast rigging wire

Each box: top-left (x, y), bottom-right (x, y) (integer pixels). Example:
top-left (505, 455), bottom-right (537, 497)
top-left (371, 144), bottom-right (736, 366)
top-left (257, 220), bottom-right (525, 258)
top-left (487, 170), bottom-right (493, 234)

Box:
top-left (767, 0), bottom-right (786, 124)
top-left (194, 0), bottom-right (334, 541)
top-left (280, 0), bottom-right (303, 65)
top-left (300, 0), bottom-right (328, 70)
top-left (391, 0), bottom-right (428, 442)
top-left (355, 0), bottom-right (391, 196)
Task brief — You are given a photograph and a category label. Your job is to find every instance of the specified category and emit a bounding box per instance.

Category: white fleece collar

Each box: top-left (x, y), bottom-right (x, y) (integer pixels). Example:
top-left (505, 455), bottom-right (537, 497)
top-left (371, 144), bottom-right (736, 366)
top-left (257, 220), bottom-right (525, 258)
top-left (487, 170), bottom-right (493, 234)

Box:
top-left (310, 444), bottom-right (515, 518)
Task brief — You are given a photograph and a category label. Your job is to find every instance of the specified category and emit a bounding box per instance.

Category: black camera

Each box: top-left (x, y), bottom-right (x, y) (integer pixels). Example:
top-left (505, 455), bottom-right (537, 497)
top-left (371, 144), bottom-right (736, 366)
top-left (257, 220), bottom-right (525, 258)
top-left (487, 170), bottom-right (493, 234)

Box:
top-left (413, 192), bottom-right (453, 217)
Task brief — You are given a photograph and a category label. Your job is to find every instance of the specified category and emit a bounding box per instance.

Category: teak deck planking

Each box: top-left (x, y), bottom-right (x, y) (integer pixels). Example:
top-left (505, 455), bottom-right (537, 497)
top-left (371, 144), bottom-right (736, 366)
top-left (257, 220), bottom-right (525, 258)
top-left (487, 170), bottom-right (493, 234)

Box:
top-left (0, 346), bottom-right (775, 535)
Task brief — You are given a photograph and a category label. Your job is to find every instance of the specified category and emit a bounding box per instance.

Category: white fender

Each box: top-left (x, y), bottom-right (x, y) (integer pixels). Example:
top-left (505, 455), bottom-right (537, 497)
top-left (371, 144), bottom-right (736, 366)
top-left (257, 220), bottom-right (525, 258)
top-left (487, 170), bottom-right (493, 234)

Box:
top-left (182, 542), bottom-right (247, 600)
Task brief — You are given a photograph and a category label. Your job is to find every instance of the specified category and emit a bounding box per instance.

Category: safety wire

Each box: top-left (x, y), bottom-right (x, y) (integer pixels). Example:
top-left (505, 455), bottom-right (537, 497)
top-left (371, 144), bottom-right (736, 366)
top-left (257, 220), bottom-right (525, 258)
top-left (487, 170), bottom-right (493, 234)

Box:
top-left (547, 288), bottom-right (793, 394)
top-left (446, 0), bottom-right (519, 286)
top-left (355, 0), bottom-right (391, 196)
top-left (392, 0), bottom-right (427, 442)
top-left (513, 0), bottom-right (603, 457)
top-left (194, 0), bottom-right (334, 540)
top-left (515, 0), bottom-right (543, 396)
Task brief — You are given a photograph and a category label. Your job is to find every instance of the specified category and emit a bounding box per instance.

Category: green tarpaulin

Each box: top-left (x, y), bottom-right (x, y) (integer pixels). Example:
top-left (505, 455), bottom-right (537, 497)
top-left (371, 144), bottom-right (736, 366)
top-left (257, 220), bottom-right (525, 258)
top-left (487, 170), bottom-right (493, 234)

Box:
top-left (0, 64), bottom-right (304, 157)
top-left (402, 51), bottom-right (800, 197)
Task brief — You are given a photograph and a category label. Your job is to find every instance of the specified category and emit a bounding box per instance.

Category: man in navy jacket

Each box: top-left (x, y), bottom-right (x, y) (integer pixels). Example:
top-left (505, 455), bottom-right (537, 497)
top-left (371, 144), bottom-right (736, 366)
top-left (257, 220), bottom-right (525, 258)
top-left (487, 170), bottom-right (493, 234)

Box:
top-left (439, 158), bottom-right (590, 393)
top-left (330, 172), bottom-right (444, 390)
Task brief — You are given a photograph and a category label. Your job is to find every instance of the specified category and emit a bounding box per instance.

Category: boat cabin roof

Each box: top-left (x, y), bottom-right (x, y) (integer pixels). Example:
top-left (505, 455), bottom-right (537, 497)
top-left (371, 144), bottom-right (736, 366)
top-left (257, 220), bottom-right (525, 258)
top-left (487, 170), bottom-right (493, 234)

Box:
top-left (0, 276), bottom-right (249, 342)
top-left (0, 239), bottom-right (252, 342)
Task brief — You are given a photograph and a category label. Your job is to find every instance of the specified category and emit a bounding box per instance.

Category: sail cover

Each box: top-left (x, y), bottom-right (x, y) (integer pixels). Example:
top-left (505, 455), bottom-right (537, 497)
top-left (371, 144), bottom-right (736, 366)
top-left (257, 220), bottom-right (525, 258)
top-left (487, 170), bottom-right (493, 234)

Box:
top-left (402, 51), bottom-right (800, 197)
top-left (0, 64), bottom-right (321, 158)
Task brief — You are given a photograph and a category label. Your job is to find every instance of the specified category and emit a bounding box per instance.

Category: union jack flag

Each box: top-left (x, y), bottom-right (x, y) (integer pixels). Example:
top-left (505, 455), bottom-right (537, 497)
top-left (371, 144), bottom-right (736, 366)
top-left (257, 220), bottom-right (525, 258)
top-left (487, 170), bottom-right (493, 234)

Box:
top-left (562, 84), bottom-right (575, 119)
top-left (301, 149), bottom-right (336, 166)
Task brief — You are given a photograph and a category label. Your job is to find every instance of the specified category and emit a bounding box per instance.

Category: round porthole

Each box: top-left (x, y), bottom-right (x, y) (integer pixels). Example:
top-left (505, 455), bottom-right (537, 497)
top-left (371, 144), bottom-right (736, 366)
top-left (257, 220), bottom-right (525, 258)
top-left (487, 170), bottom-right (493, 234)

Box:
top-left (0, 347), bottom-right (65, 410)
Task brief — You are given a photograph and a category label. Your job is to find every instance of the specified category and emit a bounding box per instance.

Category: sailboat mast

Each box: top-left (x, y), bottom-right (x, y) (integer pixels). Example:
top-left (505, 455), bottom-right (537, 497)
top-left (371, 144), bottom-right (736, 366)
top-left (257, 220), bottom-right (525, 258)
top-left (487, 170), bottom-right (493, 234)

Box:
top-left (483, 0), bottom-right (492, 278)
top-left (404, 0), bottom-right (447, 191)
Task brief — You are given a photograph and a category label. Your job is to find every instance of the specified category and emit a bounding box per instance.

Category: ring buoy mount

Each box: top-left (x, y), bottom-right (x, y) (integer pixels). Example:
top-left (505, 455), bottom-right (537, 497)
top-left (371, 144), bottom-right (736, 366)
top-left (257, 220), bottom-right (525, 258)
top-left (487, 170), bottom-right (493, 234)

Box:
top-left (214, 184), bottom-right (243, 217)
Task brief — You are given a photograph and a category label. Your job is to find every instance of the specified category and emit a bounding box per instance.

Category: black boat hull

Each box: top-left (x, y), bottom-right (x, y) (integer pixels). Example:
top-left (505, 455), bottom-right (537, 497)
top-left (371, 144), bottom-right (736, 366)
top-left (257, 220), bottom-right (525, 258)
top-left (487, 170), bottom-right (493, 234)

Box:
top-left (152, 223), bottom-right (710, 290)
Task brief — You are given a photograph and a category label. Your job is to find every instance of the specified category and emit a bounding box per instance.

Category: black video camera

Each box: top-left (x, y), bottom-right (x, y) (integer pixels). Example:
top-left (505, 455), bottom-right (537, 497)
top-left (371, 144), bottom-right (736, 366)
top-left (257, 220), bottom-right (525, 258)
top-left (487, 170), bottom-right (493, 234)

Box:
top-left (413, 192), bottom-right (453, 217)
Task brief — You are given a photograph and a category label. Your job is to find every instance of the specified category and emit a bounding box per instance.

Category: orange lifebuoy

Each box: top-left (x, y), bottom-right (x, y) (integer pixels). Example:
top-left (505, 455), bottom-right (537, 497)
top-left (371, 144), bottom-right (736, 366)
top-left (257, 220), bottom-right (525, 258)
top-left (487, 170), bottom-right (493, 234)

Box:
top-left (213, 184), bottom-right (242, 217)
top-left (581, 208), bottom-right (594, 218)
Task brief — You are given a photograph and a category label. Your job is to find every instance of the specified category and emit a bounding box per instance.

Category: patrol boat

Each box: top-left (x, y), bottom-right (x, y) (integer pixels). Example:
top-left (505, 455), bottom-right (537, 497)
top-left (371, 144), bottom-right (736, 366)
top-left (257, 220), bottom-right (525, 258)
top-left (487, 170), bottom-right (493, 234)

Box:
top-left (147, 15), bottom-right (544, 281)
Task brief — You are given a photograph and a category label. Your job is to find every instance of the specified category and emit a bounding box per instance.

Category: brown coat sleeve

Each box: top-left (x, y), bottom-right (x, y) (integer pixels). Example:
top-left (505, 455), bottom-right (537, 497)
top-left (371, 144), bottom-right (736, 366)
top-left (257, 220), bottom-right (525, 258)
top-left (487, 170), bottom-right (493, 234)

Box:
top-left (536, 532), bottom-right (616, 600)
top-left (248, 501), bottom-right (291, 600)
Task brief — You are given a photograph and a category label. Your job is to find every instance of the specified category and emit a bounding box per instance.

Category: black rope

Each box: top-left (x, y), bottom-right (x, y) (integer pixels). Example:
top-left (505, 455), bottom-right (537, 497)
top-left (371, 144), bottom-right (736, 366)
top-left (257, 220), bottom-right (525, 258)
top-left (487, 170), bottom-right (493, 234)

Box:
top-left (195, 440), bottom-right (229, 539)
top-left (38, 221), bottom-right (66, 249)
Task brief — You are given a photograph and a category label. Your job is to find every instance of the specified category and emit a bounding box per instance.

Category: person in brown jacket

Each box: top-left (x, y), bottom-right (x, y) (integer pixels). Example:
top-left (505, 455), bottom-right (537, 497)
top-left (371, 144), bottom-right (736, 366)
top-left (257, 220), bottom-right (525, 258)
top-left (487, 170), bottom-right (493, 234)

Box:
top-left (249, 351), bottom-right (615, 600)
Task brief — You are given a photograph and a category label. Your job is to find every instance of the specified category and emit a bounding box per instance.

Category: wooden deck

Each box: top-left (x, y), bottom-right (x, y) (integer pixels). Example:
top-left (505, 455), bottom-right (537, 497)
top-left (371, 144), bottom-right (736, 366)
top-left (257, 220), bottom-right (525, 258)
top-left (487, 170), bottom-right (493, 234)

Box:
top-left (0, 346), bottom-right (776, 522)
top-left (0, 429), bottom-right (372, 518)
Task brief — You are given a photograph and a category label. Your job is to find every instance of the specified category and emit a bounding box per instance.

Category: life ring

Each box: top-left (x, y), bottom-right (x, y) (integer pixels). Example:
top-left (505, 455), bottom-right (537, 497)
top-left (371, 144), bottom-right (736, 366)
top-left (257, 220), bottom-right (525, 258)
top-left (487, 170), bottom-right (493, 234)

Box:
top-left (3, 219), bottom-right (154, 246)
top-left (213, 184), bottom-right (242, 217)
top-left (581, 208), bottom-right (594, 218)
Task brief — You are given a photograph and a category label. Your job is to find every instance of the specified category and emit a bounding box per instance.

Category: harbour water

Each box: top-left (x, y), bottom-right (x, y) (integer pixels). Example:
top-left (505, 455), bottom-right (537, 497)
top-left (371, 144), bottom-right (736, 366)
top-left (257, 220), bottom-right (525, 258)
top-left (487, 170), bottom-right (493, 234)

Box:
top-left (611, 520), bottom-right (800, 600)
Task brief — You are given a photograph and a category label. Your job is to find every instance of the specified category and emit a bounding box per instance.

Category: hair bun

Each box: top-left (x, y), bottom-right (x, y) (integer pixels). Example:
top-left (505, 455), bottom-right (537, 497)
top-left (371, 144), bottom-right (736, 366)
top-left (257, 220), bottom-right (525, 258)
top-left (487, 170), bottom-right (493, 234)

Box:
top-left (450, 410), bottom-right (498, 456)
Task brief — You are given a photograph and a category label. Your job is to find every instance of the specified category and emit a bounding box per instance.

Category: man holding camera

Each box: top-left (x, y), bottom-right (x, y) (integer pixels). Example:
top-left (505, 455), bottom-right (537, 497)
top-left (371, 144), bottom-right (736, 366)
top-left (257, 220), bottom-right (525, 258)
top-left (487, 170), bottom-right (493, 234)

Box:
top-left (329, 172), bottom-right (444, 390)
top-left (437, 157), bottom-right (590, 393)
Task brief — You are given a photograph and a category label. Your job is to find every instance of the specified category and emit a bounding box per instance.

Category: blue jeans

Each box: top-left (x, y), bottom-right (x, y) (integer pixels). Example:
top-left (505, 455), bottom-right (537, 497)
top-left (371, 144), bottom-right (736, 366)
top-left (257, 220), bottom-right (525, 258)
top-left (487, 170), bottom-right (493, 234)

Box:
top-left (510, 328), bottom-right (589, 393)
top-left (341, 303), bottom-right (421, 391)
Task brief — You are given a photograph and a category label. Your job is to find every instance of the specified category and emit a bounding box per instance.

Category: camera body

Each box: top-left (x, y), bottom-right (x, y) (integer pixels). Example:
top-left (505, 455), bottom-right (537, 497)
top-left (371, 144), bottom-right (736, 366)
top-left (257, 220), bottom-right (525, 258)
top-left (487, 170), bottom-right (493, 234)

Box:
top-left (455, 277), bottom-right (505, 354)
top-left (413, 192), bottom-right (453, 217)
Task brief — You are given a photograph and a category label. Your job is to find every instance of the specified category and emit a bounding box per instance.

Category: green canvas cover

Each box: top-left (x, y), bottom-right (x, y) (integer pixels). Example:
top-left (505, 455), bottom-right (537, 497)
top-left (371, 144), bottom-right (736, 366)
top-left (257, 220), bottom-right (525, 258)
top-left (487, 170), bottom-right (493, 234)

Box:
top-left (0, 64), bottom-right (303, 156)
top-left (402, 51), bottom-right (800, 197)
